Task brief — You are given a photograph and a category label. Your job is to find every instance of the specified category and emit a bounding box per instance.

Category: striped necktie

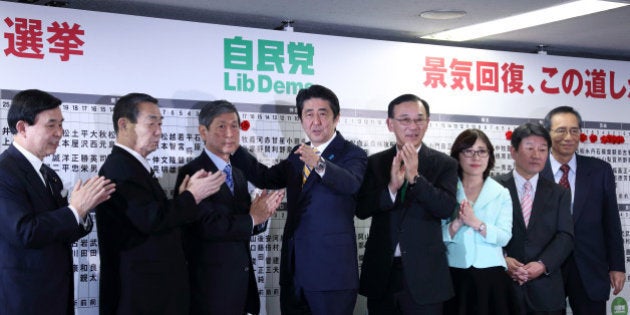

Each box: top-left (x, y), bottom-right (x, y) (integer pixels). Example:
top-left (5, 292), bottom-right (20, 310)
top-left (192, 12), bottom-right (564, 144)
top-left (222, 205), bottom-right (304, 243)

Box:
top-left (521, 181), bottom-right (533, 226)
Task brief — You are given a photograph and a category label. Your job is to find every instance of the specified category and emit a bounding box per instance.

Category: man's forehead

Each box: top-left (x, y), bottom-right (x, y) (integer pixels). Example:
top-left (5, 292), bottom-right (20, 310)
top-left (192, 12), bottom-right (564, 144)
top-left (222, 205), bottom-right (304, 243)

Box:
top-left (35, 107), bottom-right (63, 122)
top-left (139, 106), bottom-right (163, 120)
top-left (521, 136), bottom-right (547, 145)
top-left (551, 114), bottom-right (579, 125)
top-left (303, 98), bottom-right (332, 110)
top-left (215, 112), bottom-right (239, 119)
top-left (304, 105), bottom-right (332, 112)
top-left (146, 113), bottom-right (163, 120)
top-left (395, 111), bottom-right (425, 117)
top-left (394, 102), bottom-right (424, 115)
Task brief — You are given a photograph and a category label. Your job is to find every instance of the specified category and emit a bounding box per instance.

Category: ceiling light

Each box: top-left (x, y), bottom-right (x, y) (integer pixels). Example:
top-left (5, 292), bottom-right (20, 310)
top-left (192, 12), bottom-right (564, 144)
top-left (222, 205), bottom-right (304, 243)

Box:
top-left (537, 44), bottom-right (549, 55)
top-left (274, 20), bottom-right (294, 32)
top-left (43, 1), bottom-right (69, 6)
top-left (420, 10), bottom-right (467, 20)
top-left (421, 0), bottom-right (629, 41)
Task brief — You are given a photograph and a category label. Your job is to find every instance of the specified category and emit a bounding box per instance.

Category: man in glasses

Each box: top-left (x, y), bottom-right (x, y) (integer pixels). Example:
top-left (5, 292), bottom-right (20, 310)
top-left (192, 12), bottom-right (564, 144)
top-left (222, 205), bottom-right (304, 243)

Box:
top-left (542, 106), bottom-right (624, 315)
top-left (356, 94), bottom-right (458, 315)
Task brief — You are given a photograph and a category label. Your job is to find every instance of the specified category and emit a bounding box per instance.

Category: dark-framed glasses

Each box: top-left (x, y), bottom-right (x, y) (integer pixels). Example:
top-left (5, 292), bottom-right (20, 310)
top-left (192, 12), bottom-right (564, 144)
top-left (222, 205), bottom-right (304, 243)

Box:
top-left (461, 149), bottom-right (489, 158)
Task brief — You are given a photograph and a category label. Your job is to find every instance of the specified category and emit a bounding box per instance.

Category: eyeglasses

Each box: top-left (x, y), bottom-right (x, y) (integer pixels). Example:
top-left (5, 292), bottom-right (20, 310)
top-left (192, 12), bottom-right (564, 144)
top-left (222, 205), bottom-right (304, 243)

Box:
top-left (551, 128), bottom-right (581, 136)
top-left (393, 117), bottom-right (427, 126)
top-left (461, 149), bottom-right (489, 158)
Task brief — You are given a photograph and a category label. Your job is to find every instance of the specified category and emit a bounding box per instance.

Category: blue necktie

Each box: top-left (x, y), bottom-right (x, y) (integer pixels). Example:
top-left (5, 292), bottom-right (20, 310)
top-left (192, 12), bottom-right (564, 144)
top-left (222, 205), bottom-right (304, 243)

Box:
top-left (223, 164), bottom-right (234, 194)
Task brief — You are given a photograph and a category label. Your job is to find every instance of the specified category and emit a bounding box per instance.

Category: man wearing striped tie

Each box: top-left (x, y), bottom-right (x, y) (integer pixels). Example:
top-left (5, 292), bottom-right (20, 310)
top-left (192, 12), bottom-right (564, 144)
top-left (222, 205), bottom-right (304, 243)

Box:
top-left (542, 106), bottom-right (625, 315)
top-left (232, 85), bottom-right (368, 315)
top-left (495, 122), bottom-right (573, 315)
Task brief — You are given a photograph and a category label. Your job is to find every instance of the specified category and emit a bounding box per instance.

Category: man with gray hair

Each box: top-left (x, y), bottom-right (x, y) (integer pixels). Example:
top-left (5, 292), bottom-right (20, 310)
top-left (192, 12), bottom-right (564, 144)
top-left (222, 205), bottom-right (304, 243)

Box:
top-left (175, 100), bottom-right (284, 315)
top-left (542, 106), bottom-right (624, 315)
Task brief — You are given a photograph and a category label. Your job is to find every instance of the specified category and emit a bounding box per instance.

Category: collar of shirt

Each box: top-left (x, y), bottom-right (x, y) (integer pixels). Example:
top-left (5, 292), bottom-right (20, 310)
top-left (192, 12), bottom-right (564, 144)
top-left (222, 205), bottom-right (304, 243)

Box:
top-left (14, 142), bottom-right (84, 225)
top-left (310, 131), bottom-right (338, 153)
top-left (203, 147), bottom-right (230, 171)
top-left (549, 153), bottom-right (577, 176)
top-left (114, 142), bottom-right (152, 173)
top-left (513, 169), bottom-right (539, 198)
top-left (13, 142), bottom-right (46, 184)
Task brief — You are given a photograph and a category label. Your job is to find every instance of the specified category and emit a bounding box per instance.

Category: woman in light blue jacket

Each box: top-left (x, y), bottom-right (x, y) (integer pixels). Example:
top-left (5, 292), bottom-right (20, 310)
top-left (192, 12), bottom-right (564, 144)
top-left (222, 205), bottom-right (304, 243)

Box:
top-left (442, 129), bottom-right (516, 315)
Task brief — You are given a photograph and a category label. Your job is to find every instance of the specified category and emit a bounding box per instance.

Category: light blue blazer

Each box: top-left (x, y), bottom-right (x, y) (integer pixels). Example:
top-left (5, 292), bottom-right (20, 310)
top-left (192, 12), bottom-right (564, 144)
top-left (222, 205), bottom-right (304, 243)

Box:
top-left (442, 177), bottom-right (513, 269)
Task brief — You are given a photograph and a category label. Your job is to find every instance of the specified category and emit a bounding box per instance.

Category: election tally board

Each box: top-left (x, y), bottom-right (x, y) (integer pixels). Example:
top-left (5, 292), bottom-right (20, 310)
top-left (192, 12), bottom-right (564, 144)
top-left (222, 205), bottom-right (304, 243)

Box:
top-left (1, 89), bottom-right (629, 314)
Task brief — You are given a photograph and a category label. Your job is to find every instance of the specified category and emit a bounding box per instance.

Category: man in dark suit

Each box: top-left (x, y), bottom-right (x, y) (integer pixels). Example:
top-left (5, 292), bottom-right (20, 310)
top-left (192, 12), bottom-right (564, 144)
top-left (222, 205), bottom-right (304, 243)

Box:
top-left (356, 94), bottom-right (458, 315)
top-left (174, 100), bottom-right (283, 315)
top-left (231, 85), bottom-right (367, 315)
top-left (96, 93), bottom-right (225, 315)
top-left (495, 122), bottom-right (574, 315)
top-left (541, 106), bottom-right (625, 315)
top-left (0, 89), bottom-right (115, 315)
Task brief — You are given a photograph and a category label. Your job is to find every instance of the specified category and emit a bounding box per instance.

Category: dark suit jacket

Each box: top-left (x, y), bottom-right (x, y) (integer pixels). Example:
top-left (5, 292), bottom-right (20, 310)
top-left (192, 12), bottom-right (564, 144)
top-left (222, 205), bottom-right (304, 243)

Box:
top-left (356, 144), bottom-right (458, 305)
top-left (542, 154), bottom-right (625, 301)
top-left (231, 132), bottom-right (367, 293)
top-left (96, 146), bottom-right (199, 315)
top-left (0, 144), bottom-right (91, 315)
top-left (174, 152), bottom-right (266, 315)
top-left (495, 172), bottom-right (574, 312)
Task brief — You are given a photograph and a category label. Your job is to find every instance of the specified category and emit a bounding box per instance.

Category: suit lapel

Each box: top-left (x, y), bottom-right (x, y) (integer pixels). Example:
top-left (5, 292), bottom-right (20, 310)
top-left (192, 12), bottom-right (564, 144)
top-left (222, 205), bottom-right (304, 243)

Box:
top-left (501, 173), bottom-right (528, 233)
top-left (572, 155), bottom-right (589, 222)
top-left (527, 178), bottom-right (552, 231)
top-left (541, 161), bottom-right (553, 180)
top-left (112, 146), bottom-right (164, 199)
top-left (28, 165), bottom-right (55, 205)
top-left (469, 179), bottom-right (494, 211)
top-left (232, 166), bottom-right (249, 201)
top-left (9, 145), bottom-right (57, 206)
top-left (319, 132), bottom-right (344, 163)
top-left (397, 144), bottom-right (429, 223)
top-left (198, 152), bottom-right (234, 199)
top-left (42, 164), bottom-right (66, 207)
top-left (284, 149), bottom-right (305, 206)
top-left (417, 144), bottom-right (431, 178)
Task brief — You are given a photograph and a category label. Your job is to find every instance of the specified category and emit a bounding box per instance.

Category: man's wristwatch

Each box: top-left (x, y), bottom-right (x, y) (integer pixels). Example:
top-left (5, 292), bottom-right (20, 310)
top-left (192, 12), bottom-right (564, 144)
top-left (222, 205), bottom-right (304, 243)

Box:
top-left (476, 222), bottom-right (486, 232)
top-left (315, 157), bottom-right (326, 172)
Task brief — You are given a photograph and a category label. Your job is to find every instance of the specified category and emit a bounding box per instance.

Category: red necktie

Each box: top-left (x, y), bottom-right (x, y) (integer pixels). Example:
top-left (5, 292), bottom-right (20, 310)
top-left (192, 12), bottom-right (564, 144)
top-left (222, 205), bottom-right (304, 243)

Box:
top-left (559, 164), bottom-right (570, 190)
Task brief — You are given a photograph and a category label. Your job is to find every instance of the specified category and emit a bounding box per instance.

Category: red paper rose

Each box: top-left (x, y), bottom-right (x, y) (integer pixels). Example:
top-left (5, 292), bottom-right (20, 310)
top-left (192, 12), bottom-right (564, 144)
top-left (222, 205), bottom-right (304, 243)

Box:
top-left (505, 130), bottom-right (513, 140)
top-left (240, 120), bottom-right (250, 131)
top-left (589, 134), bottom-right (598, 143)
top-left (579, 133), bottom-right (587, 143)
